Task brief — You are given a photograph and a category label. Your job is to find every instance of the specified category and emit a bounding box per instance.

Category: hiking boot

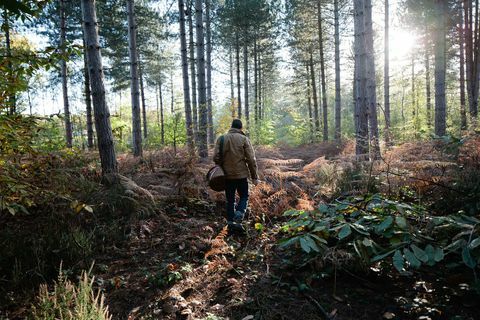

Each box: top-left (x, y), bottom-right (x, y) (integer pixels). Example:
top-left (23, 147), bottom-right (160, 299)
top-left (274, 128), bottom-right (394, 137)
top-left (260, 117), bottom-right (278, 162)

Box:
top-left (233, 210), bottom-right (245, 223)
top-left (227, 221), bottom-right (245, 235)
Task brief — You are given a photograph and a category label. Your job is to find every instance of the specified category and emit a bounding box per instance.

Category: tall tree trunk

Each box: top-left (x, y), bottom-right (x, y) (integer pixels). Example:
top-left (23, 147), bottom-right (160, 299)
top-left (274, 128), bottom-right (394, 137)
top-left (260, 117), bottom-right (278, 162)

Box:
top-left (258, 52), bottom-right (262, 120)
top-left (254, 38), bottom-right (258, 124)
top-left (434, 0), bottom-right (446, 136)
top-left (309, 51), bottom-right (320, 134)
top-left (384, 0), bottom-right (390, 145)
top-left (127, 0), bottom-right (143, 157)
top-left (138, 57), bottom-right (148, 139)
top-left (178, 0), bottom-right (194, 151)
top-left (159, 82), bottom-right (165, 145)
top-left (364, 0), bottom-right (380, 158)
top-left (306, 63), bottom-right (314, 141)
top-left (195, 0), bottom-right (208, 158)
top-left (235, 31), bottom-right (242, 118)
top-left (460, 5), bottom-right (467, 130)
top-left (83, 38), bottom-right (94, 149)
top-left (187, 0), bottom-right (198, 139)
top-left (411, 54), bottom-right (416, 134)
top-left (425, 39), bottom-right (432, 128)
top-left (472, 0), bottom-right (480, 120)
top-left (243, 38), bottom-right (250, 130)
top-left (156, 82), bottom-right (160, 126)
top-left (81, 0), bottom-right (117, 174)
top-left (317, 0), bottom-right (328, 141)
top-left (60, 0), bottom-right (73, 148)
top-left (205, 0), bottom-right (214, 145)
top-left (354, 0), bottom-right (369, 157)
top-left (3, 9), bottom-right (16, 114)
top-left (229, 45), bottom-right (235, 117)
top-left (170, 72), bottom-right (174, 113)
top-left (334, 0), bottom-right (341, 141)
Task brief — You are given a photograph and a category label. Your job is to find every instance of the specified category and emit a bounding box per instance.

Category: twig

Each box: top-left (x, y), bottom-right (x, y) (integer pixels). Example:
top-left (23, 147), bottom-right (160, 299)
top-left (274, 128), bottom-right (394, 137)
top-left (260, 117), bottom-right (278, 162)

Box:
top-left (304, 294), bottom-right (333, 320)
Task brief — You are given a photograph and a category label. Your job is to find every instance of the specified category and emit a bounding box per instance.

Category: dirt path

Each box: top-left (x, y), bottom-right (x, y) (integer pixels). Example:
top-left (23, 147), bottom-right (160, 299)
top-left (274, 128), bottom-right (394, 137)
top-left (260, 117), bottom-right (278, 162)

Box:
top-left (94, 145), bottom-right (340, 320)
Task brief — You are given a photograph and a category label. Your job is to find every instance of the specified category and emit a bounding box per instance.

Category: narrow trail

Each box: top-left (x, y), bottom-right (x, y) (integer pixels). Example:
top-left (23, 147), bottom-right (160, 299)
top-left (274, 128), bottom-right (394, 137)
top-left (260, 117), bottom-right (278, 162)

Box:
top-left (97, 144), bottom-right (341, 320)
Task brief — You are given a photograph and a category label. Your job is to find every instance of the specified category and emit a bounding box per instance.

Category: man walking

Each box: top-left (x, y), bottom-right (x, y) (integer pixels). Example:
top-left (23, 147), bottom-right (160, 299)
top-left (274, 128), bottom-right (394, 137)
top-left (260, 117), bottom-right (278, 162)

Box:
top-left (213, 119), bottom-right (259, 232)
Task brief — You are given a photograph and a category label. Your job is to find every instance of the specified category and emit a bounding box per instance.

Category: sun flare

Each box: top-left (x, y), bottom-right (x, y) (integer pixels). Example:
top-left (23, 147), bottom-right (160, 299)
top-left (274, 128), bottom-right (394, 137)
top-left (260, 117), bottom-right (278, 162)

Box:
top-left (389, 29), bottom-right (418, 61)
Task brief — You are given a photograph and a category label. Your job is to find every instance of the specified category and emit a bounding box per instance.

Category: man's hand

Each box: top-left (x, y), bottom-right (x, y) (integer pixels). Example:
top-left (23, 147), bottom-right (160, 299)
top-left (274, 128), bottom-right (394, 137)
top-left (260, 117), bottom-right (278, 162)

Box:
top-left (252, 179), bottom-right (260, 186)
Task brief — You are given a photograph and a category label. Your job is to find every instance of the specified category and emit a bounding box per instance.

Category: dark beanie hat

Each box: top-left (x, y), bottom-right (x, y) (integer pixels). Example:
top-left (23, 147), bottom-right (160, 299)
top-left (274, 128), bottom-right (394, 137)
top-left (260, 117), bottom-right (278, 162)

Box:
top-left (231, 119), bottom-right (243, 129)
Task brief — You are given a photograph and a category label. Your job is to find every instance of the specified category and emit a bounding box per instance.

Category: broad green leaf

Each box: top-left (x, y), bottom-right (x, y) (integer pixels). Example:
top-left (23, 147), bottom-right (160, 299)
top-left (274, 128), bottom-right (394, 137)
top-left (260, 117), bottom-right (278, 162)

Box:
top-left (462, 247), bottom-right (476, 269)
top-left (351, 223), bottom-right (370, 235)
top-left (304, 235), bottom-right (320, 252)
top-left (318, 204), bottom-right (329, 213)
top-left (299, 237), bottom-right (311, 253)
top-left (371, 249), bottom-right (396, 262)
top-left (425, 244), bottom-right (436, 265)
top-left (375, 216), bottom-right (394, 233)
top-left (444, 239), bottom-right (466, 252)
top-left (434, 247), bottom-right (444, 262)
top-left (309, 234), bottom-right (328, 244)
top-left (395, 216), bottom-right (408, 229)
top-left (411, 244), bottom-right (428, 263)
top-left (469, 237), bottom-right (480, 250)
top-left (393, 250), bottom-right (404, 272)
top-left (404, 248), bottom-right (421, 268)
top-left (338, 224), bottom-right (352, 240)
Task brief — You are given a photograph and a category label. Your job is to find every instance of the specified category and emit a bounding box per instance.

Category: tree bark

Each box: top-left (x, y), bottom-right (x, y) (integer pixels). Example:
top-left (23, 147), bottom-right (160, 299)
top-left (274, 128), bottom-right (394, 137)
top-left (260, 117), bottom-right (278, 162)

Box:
top-left (83, 37), bottom-right (94, 149)
top-left (334, 0), bottom-right (341, 142)
top-left (3, 9), bottom-right (16, 115)
top-left (178, 0), bottom-right (194, 151)
top-left (306, 63), bottom-right (314, 141)
top-left (127, 0), bottom-right (143, 157)
top-left (317, 0), bottom-right (328, 141)
top-left (364, 0), bottom-right (380, 158)
top-left (258, 52), bottom-right (262, 120)
top-left (254, 38), bottom-right (258, 124)
top-left (425, 38), bottom-right (432, 129)
top-left (354, 0), bottom-right (369, 157)
top-left (460, 5), bottom-right (467, 130)
top-left (159, 82), bottom-right (165, 145)
top-left (243, 38), bottom-right (249, 130)
top-left (309, 51), bottom-right (320, 135)
top-left (235, 31), bottom-right (242, 118)
top-left (229, 45), bottom-right (235, 117)
top-left (60, 0), bottom-right (73, 148)
top-left (187, 0), bottom-right (198, 139)
top-left (138, 57), bottom-right (148, 139)
top-left (195, 0), bottom-right (208, 158)
top-left (434, 0), bottom-right (446, 136)
top-left (384, 0), bottom-right (390, 145)
top-left (81, 0), bottom-right (117, 174)
top-left (206, 0), bottom-right (214, 145)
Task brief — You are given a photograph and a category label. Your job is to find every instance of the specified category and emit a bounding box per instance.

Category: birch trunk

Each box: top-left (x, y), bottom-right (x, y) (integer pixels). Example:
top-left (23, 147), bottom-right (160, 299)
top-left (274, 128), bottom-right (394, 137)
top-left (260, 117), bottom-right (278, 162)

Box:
top-left (127, 0), bottom-right (143, 157)
top-left (81, 0), bottom-right (117, 174)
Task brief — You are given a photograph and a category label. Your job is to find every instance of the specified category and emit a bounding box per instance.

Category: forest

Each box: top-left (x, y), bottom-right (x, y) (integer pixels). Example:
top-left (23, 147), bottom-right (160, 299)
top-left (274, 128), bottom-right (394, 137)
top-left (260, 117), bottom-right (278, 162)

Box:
top-left (1, 0), bottom-right (480, 319)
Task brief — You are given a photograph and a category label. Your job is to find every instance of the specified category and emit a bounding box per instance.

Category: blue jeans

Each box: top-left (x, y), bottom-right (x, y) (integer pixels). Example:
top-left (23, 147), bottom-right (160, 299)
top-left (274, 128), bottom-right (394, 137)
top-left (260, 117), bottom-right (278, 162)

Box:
top-left (225, 178), bottom-right (249, 222)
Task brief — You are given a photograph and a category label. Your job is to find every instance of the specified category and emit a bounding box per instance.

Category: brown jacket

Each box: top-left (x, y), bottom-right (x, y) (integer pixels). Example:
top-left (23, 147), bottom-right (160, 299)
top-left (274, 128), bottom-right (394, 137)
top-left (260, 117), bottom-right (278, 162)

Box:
top-left (213, 128), bottom-right (258, 180)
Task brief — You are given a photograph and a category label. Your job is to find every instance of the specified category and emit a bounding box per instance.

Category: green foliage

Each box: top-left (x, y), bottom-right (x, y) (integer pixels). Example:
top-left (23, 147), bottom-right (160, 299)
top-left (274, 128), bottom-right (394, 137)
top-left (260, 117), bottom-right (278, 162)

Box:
top-left (146, 263), bottom-right (193, 289)
top-left (280, 194), bottom-right (480, 275)
top-left (31, 268), bottom-right (111, 320)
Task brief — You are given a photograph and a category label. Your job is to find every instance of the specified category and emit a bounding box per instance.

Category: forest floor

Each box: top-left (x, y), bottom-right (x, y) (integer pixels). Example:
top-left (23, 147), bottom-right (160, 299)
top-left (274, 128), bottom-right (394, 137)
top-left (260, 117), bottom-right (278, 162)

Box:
top-left (91, 140), bottom-right (478, 320)
top-left (1, 139), bottom-right (479, 320)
